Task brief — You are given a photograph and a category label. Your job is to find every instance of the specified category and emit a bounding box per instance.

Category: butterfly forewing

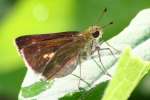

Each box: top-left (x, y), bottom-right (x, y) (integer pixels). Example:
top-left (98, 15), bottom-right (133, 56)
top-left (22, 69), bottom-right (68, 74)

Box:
top-left (15, 31), bottom-right (78, 50)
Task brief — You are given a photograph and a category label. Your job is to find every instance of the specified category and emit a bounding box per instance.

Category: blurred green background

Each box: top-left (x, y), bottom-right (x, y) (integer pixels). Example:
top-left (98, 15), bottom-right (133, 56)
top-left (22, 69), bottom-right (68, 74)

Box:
top-left (0, 0), bottom-right (150, 100)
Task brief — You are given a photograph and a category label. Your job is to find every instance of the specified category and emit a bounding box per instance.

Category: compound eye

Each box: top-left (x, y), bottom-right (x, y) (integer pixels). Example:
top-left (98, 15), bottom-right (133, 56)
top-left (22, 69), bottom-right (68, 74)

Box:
top-left (92, 31), bottom-right (99, 38)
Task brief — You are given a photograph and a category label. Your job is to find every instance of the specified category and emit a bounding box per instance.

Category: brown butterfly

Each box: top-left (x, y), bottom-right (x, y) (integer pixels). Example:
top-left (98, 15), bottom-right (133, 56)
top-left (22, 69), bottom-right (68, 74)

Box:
top-left (15, 8), bottom-right (113, 80)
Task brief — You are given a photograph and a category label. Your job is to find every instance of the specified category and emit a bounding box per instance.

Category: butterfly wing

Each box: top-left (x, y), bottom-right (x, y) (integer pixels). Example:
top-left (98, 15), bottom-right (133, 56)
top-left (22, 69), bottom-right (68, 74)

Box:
top-left (15, 31), bottom-right (78, 50)
top-left (42, 37), bottom-right (85, 79)
top-left (15, 32), bottom-right (79, 72)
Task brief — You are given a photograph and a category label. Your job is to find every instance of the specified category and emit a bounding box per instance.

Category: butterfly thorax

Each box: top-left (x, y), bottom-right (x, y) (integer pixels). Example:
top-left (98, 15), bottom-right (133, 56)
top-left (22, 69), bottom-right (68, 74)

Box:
top-left (78, 26), bottom-right (103, 60)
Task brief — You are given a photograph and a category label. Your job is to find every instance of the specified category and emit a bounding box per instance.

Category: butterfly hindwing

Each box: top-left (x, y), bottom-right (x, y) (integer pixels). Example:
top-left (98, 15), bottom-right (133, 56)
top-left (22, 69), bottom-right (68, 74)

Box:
top-left (42, 37), bottom-right (85, 79)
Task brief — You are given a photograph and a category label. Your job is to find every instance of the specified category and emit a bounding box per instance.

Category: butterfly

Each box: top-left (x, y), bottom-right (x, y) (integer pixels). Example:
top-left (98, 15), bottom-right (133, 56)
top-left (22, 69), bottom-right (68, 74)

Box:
top-left (15, 8), bottom-right (114, 80)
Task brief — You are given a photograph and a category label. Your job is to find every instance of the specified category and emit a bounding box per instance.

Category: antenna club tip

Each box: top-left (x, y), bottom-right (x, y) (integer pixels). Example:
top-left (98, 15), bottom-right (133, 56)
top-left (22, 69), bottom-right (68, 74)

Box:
top-left (110, 21), bottom-right (114, 24)
top-left (104, 8), bottom-right (107, 12)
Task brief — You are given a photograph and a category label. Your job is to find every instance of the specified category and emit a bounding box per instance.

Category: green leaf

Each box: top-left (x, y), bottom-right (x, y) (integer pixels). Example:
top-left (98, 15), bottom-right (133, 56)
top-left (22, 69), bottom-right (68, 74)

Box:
top-left (59, 81), bottom-right (108, 100)
top-left (102, 48), bottom-right (150, 100)
top-left (21, 80), bottom-right (53, 98)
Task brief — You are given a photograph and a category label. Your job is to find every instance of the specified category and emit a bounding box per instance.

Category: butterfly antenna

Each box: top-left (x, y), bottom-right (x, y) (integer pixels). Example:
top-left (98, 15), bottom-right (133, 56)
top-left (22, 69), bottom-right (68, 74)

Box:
top-left (95, 8), bottom-right (107, 25)
top-left (101, 21), bottom-right (113, 29)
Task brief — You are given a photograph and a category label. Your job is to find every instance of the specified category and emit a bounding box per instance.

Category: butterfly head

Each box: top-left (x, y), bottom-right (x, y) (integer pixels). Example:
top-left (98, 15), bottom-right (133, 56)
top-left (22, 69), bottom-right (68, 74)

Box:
top-left (88, 26), bottom-right (103, 39)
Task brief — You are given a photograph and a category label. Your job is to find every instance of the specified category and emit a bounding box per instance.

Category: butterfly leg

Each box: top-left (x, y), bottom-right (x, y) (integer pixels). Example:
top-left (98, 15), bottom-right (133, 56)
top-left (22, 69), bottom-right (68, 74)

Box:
top-left (78, 56), bottom-right (91, 90)
top-left (92, 46), bottom-right (112, 78)
top-left (104, 41), bottom-right (121, 54)
top-left (71, 55), bottom-right (91, 90)
top-left (71, 74), bottom-right (91, 88)
top-left (100, 47), bottom-right (116, 58)
top-left (78, 55), bottom-right (82, 89)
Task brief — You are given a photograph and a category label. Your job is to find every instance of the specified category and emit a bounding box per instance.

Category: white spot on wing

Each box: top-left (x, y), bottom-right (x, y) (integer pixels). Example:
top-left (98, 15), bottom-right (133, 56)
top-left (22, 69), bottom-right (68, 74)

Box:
top-left (43, 53), bottom-right (55, 59)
